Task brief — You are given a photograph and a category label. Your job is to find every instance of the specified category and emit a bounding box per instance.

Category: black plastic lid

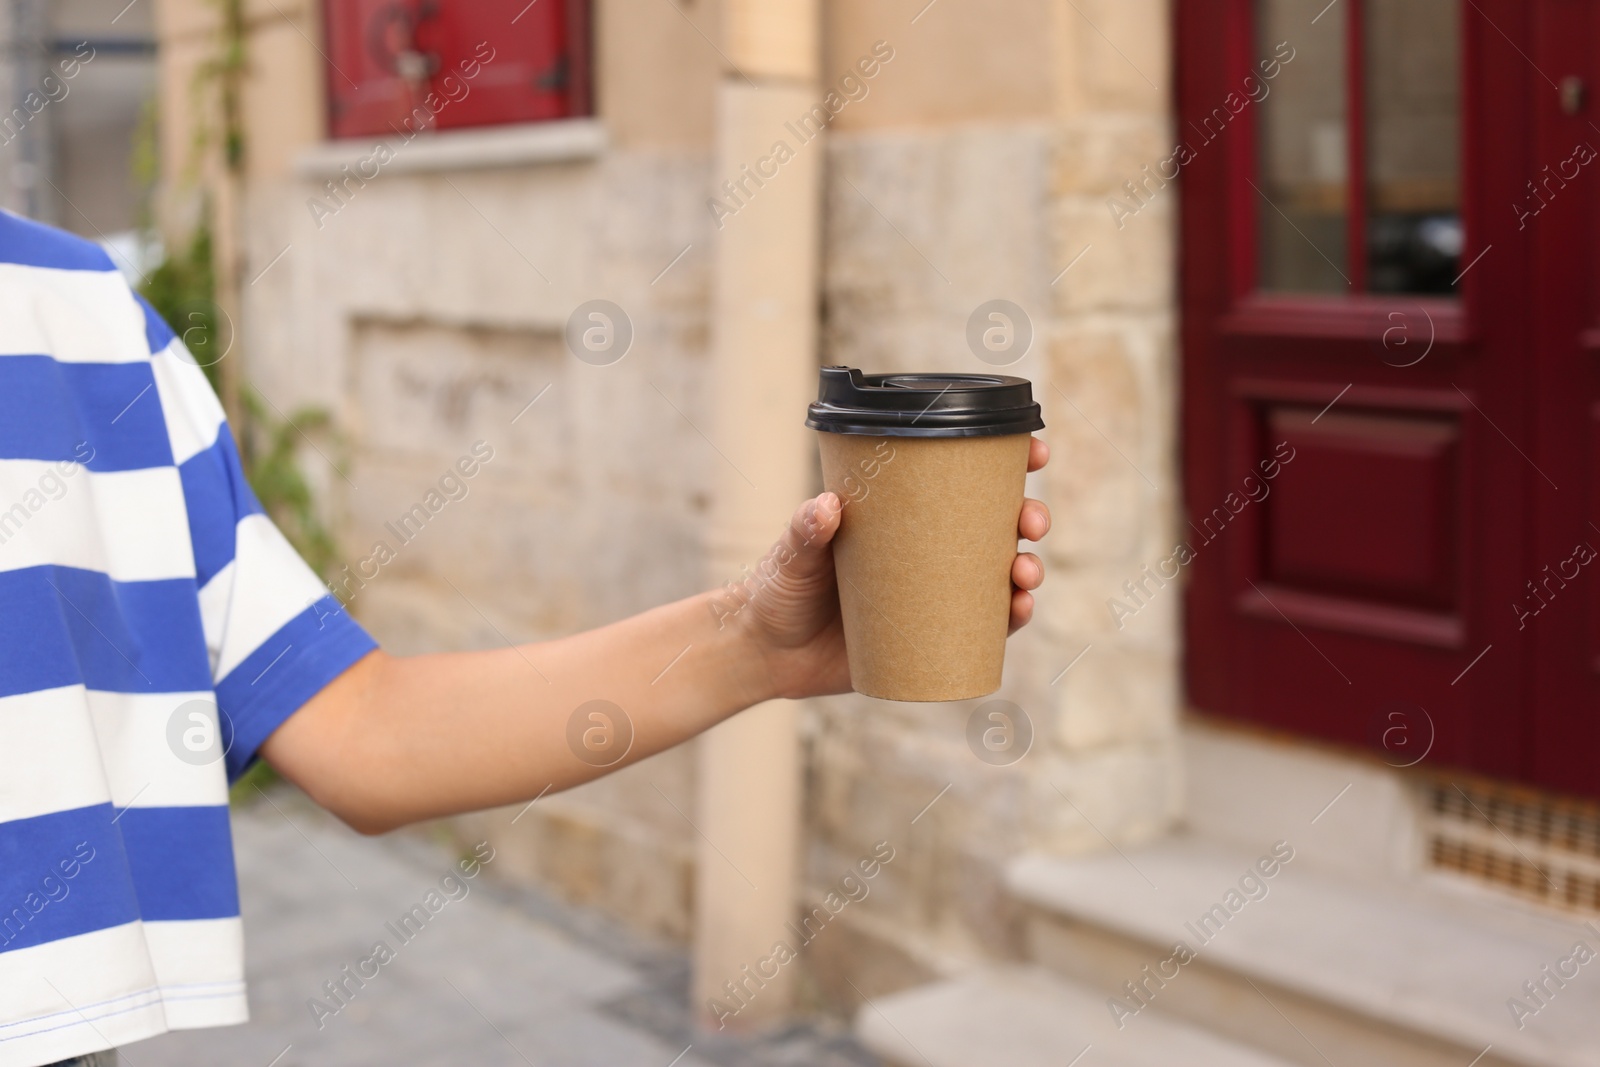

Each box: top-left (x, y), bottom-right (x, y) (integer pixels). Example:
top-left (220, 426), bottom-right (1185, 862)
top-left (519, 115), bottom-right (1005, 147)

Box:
top-left (805, 366), bottom-right (1045, 437)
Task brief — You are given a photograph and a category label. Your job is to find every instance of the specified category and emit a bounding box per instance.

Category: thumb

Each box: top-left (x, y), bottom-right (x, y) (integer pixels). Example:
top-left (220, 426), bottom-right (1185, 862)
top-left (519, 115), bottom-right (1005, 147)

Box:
top-left (792, 492), bottom-right (841, 552)
top-left (743, 493), bottom-right (844, 649)
top-left (765, 492), bottom-right (841, 584)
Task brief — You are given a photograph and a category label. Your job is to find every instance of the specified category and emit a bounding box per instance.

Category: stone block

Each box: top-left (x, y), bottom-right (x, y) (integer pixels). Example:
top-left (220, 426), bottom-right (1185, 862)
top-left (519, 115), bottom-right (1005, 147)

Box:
top-left (1031, 743), bottom-right (1183, 853)
top-left (1052, 116), bottom-right (1175, 197)
top-left (449, 778), bottom-right (697, 943)
top-left (1050, 194), bottom-right (1175, 313)
top-left (1042, 326), bottom-right (1149, 564)
top-left (348, 317), bottom-right (566, 458)
top-left (596, 0), bottom-right (721, 150)
top-left (1054, 0), bottom-right (1170, 116)
top-left (1087, 0), bottom-right (1170, 111)
top-left (240, 14), bottom-right (325, 178)
top-left (1053, 643), bottom-right (1179, 752)
top-left (825, 125), bottom-right (1052, 327)
top-left (345, 576), bottom-right (496, 656)
top-left (825, 0), bottom-right (1053, 130)
top-left (1033, 563), bottom-right (1152, 642)
top-left (1093, 555), bottom-right (1183, 646)
top-left (802, 909), bottom-right (944, 1017)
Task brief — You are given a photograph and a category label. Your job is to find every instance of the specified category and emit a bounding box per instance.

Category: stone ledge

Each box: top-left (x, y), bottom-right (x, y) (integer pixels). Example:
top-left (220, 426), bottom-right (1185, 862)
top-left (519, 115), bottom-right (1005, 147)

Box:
top-left (1008, 837), bottom-right (1600, 1067)
top-left (294, 119), bottom-right (607, 179)
top-left (855, 965), bottom-right (1298, 1067)
top-left (802, 907), bottom-right (948, 1017)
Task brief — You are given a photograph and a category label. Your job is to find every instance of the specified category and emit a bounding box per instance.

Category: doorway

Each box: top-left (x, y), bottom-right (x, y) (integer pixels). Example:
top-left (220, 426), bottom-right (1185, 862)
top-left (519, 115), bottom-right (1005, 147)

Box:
top-left (1178, 0), bottom-right (1600, 798)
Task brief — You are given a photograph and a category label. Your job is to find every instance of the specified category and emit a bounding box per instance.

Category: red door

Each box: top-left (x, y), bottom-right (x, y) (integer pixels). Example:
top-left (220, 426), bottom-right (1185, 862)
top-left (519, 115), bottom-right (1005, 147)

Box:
top-left (1179, 0), bottom-right (1600, 797)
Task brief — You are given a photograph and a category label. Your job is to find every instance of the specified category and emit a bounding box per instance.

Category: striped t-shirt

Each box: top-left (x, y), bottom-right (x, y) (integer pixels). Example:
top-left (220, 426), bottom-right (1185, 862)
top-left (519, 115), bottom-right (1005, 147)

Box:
top-left (0, 211), bottom-right (376, 1066)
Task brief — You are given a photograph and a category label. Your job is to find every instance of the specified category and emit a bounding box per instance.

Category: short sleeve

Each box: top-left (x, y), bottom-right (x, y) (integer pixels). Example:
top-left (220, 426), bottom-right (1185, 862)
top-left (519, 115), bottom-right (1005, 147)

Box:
top-left (139, 294), bottom-right (377, 782)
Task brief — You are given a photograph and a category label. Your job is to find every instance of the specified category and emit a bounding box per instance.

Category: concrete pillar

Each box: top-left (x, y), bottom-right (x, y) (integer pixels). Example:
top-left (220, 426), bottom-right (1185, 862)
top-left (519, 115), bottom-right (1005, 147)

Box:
top-left (693, 0), bottom-right (821, 1032)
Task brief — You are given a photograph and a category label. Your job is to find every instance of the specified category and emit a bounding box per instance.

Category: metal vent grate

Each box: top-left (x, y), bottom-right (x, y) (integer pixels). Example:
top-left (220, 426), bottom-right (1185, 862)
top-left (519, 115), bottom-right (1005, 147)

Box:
top-left (1422, 780), bottom-right (1600, 915)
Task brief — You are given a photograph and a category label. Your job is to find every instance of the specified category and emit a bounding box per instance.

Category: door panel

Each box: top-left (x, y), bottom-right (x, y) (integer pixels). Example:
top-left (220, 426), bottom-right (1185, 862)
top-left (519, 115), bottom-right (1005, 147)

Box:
top-left (1263, 407), bottom-right (1460, 610)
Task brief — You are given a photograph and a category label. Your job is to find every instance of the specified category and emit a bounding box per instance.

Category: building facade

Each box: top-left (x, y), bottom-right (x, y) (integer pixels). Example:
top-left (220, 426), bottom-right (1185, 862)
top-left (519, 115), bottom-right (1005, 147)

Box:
top-left (150, 1), bottom-right (1600, 1063)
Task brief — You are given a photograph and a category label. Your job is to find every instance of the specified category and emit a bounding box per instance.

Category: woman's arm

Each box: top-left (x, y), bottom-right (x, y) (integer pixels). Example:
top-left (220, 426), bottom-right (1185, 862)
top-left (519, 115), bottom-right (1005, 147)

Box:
top-left (261, 440), bottom-right (1050, 834)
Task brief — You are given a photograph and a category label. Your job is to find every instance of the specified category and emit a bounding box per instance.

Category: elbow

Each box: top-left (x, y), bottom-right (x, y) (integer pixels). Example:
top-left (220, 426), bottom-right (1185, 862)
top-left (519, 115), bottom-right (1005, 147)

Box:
top-left (339, 809), bottom-right (400, 837)
top-left (256, 650), bottom-right (406, 835)
top-left (291, 773), bottom-right (407, 836)
top-left (315, 787), bottom-right (408, 837)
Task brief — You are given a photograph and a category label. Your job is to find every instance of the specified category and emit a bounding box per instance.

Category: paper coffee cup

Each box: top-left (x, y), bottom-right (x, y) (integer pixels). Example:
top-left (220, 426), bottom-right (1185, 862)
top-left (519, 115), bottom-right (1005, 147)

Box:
top-left (806, 367), bottom-right (1045, 702)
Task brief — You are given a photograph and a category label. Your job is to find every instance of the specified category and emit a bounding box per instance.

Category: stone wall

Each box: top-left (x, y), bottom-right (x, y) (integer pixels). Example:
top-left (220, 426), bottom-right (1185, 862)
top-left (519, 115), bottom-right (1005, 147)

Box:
top-left (145, 0), bottom-right (729, 940)
top-left (800, 0), bottom-right (1183, 987)
top-left (159, 0), bottom-right (1183, 1004)
top-left (236, 145), bottom-right (721, 939)
top-left (1042, 0), bottom-right (1183, 861)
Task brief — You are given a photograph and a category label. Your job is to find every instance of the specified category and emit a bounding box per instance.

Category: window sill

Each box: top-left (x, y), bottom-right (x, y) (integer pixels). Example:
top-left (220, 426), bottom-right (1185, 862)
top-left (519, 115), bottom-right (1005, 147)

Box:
top-left (294, 119), bottom-right (607, 179)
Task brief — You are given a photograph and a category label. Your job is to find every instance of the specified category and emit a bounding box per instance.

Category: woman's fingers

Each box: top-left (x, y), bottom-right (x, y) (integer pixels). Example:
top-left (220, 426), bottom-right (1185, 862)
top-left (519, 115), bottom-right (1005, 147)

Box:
top-left (1008, 588), bottom-right (1035, 633)
top-left (1019, 498), bottom-right (1051, 541)
top-left (1027, 436), bottom-right (1049, 472)
top-left (1012, 551), bottom-right (1044, 591)
top-left (1012, 440), bottom-right (1048, 635)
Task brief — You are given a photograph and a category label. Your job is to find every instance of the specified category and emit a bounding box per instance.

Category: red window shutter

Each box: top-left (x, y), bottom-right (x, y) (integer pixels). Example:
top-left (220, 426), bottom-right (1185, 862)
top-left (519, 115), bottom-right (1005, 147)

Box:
top-left (323, 0), bottom-right (591, 140)
top-left (323, 0), bottom-right (419, 139)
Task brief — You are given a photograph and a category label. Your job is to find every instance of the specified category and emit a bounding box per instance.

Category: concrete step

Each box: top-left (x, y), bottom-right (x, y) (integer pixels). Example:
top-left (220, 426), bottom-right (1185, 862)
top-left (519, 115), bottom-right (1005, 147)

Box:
top-left (854, 965), bottom-right (1302, 1067)
top-left (1008, 836), bottom-right (1600, 1067)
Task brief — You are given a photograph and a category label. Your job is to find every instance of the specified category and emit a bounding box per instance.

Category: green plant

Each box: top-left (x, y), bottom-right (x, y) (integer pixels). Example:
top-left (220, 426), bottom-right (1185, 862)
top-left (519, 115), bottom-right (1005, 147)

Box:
top-left (140, 238), bottom-right (340, 806)
top-left (231, 758), bottom-right (281, 802)
top-left (238, 390), bottom-right (342, 581)
top-left (188, 0), bottom-right (248, 177)
top-left (139, 222), bottom-right (225, 394)
top-left (138, 234), bottom-right (340, 583)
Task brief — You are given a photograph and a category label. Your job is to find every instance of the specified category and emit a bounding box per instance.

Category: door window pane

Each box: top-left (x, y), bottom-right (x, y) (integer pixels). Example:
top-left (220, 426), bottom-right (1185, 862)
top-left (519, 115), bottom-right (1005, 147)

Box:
top-left (1367, 0), bottom-right (1461, 294)
top-left (1254, 0), bottom-right (1461, 295)
top-left (1257, 0), bottom-right (1348, 294)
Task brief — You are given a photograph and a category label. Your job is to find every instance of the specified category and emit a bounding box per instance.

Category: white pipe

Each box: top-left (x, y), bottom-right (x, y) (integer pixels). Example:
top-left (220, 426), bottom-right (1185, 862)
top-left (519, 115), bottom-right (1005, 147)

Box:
top-left (693, 0), bottom-right (822, 1032)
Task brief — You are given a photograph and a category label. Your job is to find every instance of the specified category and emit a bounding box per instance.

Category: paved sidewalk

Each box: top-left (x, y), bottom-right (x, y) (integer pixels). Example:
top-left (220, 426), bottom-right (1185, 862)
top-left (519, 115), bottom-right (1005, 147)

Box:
top-left (133, 787), bottom-right (879, 1067)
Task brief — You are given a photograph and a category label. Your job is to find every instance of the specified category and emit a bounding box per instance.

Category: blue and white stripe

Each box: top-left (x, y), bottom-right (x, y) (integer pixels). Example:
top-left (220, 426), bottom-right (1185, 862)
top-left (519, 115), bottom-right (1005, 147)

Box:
top-left (0, 210), bottom-right (376, 1066)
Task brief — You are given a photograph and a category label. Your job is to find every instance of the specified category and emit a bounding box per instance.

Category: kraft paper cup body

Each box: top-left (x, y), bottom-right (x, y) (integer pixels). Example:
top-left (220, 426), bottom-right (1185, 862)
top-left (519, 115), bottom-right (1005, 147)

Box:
top-left (819, 432), bottom-right (1031, 702)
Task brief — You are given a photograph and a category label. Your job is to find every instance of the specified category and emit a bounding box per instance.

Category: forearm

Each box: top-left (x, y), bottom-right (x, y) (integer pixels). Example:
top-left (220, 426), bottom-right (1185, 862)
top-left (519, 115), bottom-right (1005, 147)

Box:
top-left (263, 589), bottom-right (777, 833)
top-left (261, 474), bottom-right (1049, 834)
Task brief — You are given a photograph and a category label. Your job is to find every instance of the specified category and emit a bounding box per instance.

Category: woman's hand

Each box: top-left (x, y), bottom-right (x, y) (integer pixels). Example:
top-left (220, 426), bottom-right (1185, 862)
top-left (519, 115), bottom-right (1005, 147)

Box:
top-left (745, 437), bottom-right (1051, 700)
